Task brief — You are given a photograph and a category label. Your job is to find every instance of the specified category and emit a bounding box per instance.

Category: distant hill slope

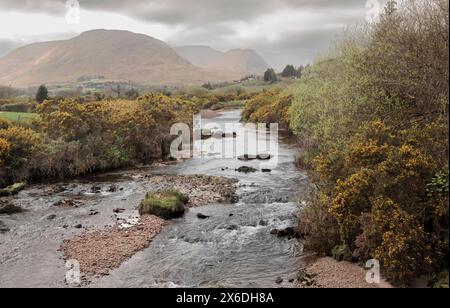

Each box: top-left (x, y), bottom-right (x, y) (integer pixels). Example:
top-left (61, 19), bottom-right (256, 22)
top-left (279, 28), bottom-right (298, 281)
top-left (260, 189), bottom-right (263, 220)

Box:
top-left (0, 30), bottom-right (235, 87)
top-left (174, 45), bottom-right (269, 77)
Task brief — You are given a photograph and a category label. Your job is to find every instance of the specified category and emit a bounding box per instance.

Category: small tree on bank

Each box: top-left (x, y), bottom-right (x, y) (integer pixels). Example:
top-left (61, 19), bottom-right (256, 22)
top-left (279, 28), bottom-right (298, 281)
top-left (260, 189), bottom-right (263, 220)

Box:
top-left (281, 65), bottom-right (297, 77)
top-left (35, 85), bottom-right (48, 103)
top-left (264, 68), bottom-right (278, 83)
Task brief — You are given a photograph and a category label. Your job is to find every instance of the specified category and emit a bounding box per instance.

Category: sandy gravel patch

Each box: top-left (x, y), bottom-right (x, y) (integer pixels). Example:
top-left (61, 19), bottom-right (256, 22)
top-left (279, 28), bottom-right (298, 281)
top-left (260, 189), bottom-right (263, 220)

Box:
top-left (299, 257), bottom-right (393, 288)
top-left (60, 215), bottom-right (166, 280)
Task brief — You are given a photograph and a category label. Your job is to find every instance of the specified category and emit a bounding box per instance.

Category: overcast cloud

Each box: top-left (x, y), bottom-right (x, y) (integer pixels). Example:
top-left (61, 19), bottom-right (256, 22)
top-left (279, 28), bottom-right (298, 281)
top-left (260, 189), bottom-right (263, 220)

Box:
top-left (0, 0), bottom-right (379, 68)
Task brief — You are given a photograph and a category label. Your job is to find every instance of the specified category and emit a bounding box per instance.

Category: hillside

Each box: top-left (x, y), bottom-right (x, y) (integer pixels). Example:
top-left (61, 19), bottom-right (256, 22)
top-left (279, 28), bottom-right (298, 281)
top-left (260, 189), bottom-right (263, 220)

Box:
top-left (175, 45), bottom-right (269, 76)
top-left (0, 30), bottom-right (235, 87)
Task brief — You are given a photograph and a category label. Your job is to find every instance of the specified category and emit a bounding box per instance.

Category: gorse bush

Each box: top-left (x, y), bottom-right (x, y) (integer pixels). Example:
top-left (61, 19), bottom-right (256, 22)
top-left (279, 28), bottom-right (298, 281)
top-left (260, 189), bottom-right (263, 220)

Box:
top-left (241, 90), bottom-right (292, 130)
top-left (243, 0), bottom-right (449, 285)
top-left (0, 126), bottom-right (41, 184)
top-left (0, 94), bottom-right (202, 186)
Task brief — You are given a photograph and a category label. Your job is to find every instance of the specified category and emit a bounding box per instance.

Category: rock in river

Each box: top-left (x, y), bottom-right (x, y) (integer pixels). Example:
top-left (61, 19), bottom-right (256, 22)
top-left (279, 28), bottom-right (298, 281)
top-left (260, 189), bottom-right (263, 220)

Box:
top-left (270, 227), bottom-right (298, 238)
top-left (0, 202), bottom-right (24, 214)
top-left (235, 166), bottom-right (257, 173)
top-left (0, 220), bottom-right (10, 233)
top-left (197, 213), bottom-right (210, 219)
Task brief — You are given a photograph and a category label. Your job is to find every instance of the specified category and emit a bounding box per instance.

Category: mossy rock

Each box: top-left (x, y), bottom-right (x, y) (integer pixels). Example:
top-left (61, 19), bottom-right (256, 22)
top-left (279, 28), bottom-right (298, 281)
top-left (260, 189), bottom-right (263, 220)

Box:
top-left (139, 189), bottom-right (188, 219)
top-left (0, 203), bottom-right (24, 214)
top-left (332, 245), bottom-right (352, 262)
top-left (0, 182), bottom-right (26, 197)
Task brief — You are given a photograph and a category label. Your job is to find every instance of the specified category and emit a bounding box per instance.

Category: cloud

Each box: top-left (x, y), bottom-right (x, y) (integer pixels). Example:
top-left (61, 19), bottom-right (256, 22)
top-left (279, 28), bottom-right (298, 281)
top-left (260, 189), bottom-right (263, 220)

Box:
top-left (0, 0), bottom-right (367, 24)
top-left (0, 0), bottom-right (375, 66)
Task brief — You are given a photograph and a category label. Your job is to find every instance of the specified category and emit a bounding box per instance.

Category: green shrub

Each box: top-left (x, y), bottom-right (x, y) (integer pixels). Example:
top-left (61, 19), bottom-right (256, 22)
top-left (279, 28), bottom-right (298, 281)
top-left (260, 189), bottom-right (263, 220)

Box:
top-left (139, 190), bottom-right (188, 219)
top-left (332, 245), bottom-right (352, 262)
top-left (298, 195), bottom-right (340, 255)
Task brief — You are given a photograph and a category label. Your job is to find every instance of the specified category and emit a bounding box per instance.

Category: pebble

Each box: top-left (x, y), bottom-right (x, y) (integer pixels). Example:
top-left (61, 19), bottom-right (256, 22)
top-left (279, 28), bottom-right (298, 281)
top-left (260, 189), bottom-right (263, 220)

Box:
top-left (46, 214), bottom-right (57, 220)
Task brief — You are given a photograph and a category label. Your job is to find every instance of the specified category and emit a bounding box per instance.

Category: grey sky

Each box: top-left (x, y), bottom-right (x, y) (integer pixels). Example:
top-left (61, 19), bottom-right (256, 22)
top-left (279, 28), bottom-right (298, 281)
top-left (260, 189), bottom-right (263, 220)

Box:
top-left (0, 0), bottom-right (377, 69)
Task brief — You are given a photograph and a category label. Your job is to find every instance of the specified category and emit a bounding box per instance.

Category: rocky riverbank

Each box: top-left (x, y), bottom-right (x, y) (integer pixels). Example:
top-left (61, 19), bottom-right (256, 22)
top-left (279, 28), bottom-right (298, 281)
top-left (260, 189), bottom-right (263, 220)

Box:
top-left (0, 169), bottom-right (238, 287)
top-left (57, 174), bottom-right (238, 283)
top-left (60, 215), bottom-right (166, 282)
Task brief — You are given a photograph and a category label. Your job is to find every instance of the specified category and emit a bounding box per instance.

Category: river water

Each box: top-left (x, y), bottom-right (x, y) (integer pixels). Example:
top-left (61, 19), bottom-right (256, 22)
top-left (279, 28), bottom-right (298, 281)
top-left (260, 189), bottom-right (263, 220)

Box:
top-left (0, 109), bottom-right (309, 288)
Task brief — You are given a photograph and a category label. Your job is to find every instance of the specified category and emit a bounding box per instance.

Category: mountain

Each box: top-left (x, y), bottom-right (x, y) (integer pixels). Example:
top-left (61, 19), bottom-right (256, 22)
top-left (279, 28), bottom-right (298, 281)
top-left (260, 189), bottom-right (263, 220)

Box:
top-left (0, 30), bottom-right (235, 87)
top-left (174, 45), bottom-right (269, 76)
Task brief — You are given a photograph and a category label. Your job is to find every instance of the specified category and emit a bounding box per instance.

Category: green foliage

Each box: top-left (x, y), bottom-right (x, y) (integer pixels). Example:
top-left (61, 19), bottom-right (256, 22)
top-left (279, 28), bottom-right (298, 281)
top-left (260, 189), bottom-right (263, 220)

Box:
top-left (0, 93), bottom-right (201, 187)
top-left (0, 126), bottom-right (41, 185)
top-left (281, 65), bottom-right (297, 78)
top-left (139, 189), bottom-right (188, 219)
top-left (0, 182), bottom-right (26, 197)
top-left (428, 270), bottom-right (449, 288)
top-left (332, 245), bottom-right (352, 262)
top-left (241, 90), bottom-right (292, 129)
top-left (35, 85), bottom-right (48, 103)
top-left (0, 85), bottom-right (19, 99)
top-left (0, 112), bottom-right (39, 123)
top-left (297, 194), bottom-right (340, 255)
top-left (242, 0), bottom-right (449, 285)
top-left (0, 118), bottom-right (10, 129)
top-left (296, 0), bottom-right (449, 284)
top-left (263, 68), bottom-right (278, 83)
top-left (124, 88), bottom-right (140, 100)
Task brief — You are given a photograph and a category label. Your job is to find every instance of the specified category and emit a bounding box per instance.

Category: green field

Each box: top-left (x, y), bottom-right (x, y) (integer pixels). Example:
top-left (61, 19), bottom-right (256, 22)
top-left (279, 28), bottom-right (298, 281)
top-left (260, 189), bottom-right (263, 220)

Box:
top-left (0, 112), bottom-right (39, 123)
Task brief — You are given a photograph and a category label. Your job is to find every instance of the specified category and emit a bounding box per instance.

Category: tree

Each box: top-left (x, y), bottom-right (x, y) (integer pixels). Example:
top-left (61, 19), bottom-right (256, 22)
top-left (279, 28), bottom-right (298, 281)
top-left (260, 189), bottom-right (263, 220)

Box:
top-left (125, 88), bottom-right (140, 100)
top-left (202, 82), bottom-right (213, 90)
top-left (263, 68), bottom-right (278, 83)
top-left (0, 85), bottom-right (18, 99)
top-left (297, 65), bottom-right (305, 79)
top-left (35, 85), bottom-right (48, 103)
top-left (281, 65), bottom-right (297, 77)
top-left (111, 84), bottom-right (121, 98)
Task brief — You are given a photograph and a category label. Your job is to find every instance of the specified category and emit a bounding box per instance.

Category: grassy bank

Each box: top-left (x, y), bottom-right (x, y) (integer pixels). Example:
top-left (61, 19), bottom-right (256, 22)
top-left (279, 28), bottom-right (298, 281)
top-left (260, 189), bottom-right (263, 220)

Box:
top-left (0, 112), bottom-right (39, 123)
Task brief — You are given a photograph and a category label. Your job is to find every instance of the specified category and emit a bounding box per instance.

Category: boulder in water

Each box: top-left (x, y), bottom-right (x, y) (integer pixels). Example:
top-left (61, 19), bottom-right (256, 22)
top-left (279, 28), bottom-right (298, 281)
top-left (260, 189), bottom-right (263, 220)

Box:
top-left (197, 213), bottom-right (210, 219)
top-left (0, 202), bottom-right (24, 214)
top-left (91, 186), bottom-right (101, 193)
top-left (257, 154), bottom-right (272, 160)
top-left (0, 220), bottom-right (10, 233)
top-left (237, 154), bottom-right (257, 161)
top-left (235, 166), bottom-right (257, 173)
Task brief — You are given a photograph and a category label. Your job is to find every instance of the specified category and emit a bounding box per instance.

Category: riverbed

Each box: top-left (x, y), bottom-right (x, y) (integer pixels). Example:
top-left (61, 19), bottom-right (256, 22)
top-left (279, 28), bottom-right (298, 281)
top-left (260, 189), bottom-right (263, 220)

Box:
top-left (0, 109), bottom-right (309, 288)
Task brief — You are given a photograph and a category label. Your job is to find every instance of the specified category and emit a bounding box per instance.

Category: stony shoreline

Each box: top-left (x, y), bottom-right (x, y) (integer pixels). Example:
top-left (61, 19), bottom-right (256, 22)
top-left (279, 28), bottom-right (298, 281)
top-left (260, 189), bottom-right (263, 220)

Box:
top-left (60, 215), bottom-right (166, 281)
top-left (297, 256), bottom-right (393, 288)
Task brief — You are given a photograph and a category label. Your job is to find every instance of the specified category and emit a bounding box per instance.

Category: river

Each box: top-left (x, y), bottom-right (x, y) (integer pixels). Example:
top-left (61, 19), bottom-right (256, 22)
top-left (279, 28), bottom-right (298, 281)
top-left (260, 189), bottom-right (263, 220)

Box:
top-left (0, 109), bottom-right (309, 288)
